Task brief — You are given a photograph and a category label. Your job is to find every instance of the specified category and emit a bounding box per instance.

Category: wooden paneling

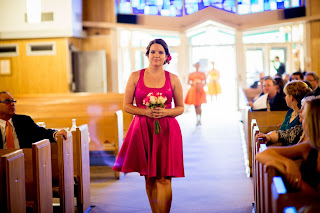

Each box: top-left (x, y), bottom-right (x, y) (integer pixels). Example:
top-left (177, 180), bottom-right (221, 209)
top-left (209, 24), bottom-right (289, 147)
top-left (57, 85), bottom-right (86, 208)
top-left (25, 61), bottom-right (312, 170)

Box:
top-left (83, 0), bottom-right (115, 23)
top-left (310, 0), bottom-right (320, 16)
top-left (85, 28), bottom-right (111, 36)
top-left (311, 21), bottom-right (320, 74)
top-left (0, 38), bottom-right (70, 95)
top-left (81, 35), bottom-right (112, 92)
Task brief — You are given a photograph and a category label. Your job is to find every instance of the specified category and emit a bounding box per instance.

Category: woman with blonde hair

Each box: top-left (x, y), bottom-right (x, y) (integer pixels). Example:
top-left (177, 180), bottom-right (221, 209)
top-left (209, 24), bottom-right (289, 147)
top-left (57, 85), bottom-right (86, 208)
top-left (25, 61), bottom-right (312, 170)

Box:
top-left (256, 96), bottom-right (320, 192)
top-left (279, 80), bottom-right (312, 130)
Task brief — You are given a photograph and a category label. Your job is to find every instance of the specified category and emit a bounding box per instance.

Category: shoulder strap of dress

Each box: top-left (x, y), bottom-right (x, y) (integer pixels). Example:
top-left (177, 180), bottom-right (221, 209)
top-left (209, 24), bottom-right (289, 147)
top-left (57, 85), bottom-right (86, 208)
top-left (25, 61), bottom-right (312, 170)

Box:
top-left (165, 71), bottom-right (172, 88)
top-left (137, 69), bottom-right (145, 86)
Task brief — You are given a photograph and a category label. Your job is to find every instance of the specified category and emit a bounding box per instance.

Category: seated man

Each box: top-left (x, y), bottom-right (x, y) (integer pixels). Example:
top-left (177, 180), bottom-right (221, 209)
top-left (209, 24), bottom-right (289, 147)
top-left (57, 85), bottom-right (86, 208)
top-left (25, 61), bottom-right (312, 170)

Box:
top-left (0, 91), bottom-right (67, 149)
top-left (290, 71), bottom-right (304, 81)
top-left (248, 76), bottom-right (288, 111)
top-left (305, 71), bottom-right (320, 96)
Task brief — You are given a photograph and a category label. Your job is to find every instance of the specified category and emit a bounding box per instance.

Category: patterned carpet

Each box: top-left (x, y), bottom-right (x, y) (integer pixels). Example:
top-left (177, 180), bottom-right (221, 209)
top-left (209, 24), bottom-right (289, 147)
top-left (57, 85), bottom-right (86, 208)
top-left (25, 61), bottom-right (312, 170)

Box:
top-left (88, 101), bottom-right (253, 213)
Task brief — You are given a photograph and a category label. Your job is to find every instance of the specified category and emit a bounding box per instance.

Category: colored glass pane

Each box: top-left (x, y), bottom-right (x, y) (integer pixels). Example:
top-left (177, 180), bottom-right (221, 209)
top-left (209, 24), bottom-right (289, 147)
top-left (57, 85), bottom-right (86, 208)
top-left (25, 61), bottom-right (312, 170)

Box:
top-left (119, 0), bottom-right (302, 16)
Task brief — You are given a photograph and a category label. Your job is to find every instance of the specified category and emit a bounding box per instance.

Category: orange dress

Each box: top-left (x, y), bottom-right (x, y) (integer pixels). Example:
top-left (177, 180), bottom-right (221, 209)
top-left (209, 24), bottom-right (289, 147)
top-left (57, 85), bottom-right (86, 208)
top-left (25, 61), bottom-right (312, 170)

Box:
top-left (184, 72), bottom-right (207, 106)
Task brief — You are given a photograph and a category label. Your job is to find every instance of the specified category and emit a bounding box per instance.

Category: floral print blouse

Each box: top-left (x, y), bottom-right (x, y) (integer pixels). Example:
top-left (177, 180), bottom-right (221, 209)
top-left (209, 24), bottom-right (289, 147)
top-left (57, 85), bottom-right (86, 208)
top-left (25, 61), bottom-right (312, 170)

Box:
top-left (277, 124), bottom-right (304, 146)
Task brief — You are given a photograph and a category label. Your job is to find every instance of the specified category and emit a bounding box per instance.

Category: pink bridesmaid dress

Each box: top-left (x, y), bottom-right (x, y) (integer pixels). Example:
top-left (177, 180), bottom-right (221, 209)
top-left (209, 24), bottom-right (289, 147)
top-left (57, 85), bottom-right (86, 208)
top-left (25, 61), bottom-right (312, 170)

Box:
top-left (113, 69), bottom-right (184, 178)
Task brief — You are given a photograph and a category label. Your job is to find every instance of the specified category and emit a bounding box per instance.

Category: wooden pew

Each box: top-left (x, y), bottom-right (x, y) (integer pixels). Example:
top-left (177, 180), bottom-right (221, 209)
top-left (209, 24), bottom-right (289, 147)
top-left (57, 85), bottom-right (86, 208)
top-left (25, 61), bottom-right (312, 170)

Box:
top-left (252, 120), bottom-right (283, 213)
top-left (52, 133), bottom-right (74, 213)
top-left (271, 171), bottom-right (320, 213)
top-left (252, 137), bottom-right (267, 213)
top-left (29, 110), bottom-right (123, 153)
top-left (72, 124), bottom-right (91, 212)
top-left (239, 87), bottom-right (287, 175)
top-left (0, 150), bottom-right (25, 213)
top-left (14, 92), bottom-right (133, 136)
top-left (15, 93), bottom-right (128, 155)
top-left (29, 140), bottom-right (53, 212)
top-left (247, 111), bottom-right (286, 172)
top-left (263, 165), bottom-right (277, 213)
top-left (255, 154), bottom-right (320, 213)
top-left (251, 120), bottom-right (279, 178)
top-left (0, 139), bottom-right (53, 213)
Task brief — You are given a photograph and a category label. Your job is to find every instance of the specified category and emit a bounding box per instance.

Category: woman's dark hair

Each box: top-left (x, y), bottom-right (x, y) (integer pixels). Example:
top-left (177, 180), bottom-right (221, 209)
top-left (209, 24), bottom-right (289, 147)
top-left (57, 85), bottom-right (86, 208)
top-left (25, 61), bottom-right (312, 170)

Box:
top-left (274, 76), bottom-right (285, 95)
top-left (145, 39), bottom-right (170, 64)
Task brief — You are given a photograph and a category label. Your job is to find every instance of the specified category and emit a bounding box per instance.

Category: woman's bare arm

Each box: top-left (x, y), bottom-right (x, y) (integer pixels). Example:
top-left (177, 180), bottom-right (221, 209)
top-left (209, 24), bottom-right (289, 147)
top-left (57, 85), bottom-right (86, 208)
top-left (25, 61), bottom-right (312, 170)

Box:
top-left (123, 71), bottom-right (153, 117)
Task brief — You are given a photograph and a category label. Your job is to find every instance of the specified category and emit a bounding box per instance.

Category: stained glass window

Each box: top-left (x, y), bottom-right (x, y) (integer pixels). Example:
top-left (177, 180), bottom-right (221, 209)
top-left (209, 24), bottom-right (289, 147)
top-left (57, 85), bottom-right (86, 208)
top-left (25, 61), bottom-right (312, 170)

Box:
top-left (185, 0), bottom-right (236, 15)
top-left (118, 0), bottom-right (303, 16)
top-left (126, 0), bottom-right (184, 16)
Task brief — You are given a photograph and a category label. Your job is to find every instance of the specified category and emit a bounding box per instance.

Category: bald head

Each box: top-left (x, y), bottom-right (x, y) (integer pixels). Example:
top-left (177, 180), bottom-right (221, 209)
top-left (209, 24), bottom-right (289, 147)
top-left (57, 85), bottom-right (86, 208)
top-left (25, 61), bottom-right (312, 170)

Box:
top-left (0, 92), bottom-right (16, 120)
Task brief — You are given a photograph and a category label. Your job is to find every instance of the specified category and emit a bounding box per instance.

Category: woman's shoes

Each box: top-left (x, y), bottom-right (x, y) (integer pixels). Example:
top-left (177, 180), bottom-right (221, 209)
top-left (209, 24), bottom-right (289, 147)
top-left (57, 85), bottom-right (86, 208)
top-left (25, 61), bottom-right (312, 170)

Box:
top-left (196, 121), bottom-right (201, 126)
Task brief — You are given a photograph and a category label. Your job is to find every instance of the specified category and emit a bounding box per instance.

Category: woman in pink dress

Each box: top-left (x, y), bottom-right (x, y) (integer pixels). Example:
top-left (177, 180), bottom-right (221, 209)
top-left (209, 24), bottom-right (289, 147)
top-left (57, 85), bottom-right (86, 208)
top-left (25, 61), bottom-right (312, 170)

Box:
top-left (113, 39), bottom-right (184, 213)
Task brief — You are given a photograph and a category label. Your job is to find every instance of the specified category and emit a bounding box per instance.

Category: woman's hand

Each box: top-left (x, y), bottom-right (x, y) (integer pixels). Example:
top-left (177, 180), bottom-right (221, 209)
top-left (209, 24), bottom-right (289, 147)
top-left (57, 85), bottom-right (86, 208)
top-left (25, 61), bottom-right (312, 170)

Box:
top-left (265, 160), bottom-right (302, 189)
top-left (152, 107), bottom-right (167, 118)
top-left (265, 160), bottom-right (286, 174)
top-left (255, 133), bottom-right (271, 142)
top-left (144, 108), bottom-right (154, 118)
top-left (283, 161), bottom-right (302, 189)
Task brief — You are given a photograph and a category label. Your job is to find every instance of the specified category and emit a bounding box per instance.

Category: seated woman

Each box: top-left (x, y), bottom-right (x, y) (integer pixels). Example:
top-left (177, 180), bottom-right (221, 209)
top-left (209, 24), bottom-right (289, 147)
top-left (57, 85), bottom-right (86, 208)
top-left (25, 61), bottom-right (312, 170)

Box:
top-left (256, 96), bottom-right (320, 192)
top-left (255, 96), bottom-right (312, 146)
top-left (279, 80), bottom-right (312, 131)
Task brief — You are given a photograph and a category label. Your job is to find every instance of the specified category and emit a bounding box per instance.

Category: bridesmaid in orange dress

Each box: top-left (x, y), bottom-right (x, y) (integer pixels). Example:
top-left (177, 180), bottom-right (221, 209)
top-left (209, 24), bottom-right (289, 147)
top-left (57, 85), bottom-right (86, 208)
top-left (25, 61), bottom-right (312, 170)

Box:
top-left (184, 62), bottom-right (207, 125)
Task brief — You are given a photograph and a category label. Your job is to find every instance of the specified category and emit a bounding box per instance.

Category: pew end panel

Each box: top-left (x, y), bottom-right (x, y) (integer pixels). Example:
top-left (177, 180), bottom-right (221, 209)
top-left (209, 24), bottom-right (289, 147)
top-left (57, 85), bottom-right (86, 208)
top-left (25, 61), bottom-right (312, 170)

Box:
top-left (264, 166), bottom-right (278, 213)
top-left (31, 139), bottom-right (53, 213)
top-left (0, 149), bottom-right (26, 213)
top-left (254, 139), bottom-right (267, 213)
top-left (72, 124), bottom-right (91, 212)
top-left (271, 175), bottom-right (320, 213)
top-left (53, 133), bottom-right (75, 213)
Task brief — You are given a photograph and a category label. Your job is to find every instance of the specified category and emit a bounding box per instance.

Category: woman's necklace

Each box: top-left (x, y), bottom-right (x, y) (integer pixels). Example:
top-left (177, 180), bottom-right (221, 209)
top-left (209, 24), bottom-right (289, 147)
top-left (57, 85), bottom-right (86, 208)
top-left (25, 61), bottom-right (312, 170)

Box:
top-left (147, 69), bottom-right (164, 88)
top-left (291, 111), bottom-right (299, 118)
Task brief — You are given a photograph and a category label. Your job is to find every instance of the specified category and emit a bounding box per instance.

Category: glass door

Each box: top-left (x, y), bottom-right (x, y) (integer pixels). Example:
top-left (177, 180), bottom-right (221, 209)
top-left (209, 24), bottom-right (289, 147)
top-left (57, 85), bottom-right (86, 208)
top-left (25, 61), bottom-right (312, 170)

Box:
top-left (269, 47), bottom-right (287, 76)
top-left (245, 48), bottom-right (264, 88)
top-left (244, 44), bottom-right (289, 87)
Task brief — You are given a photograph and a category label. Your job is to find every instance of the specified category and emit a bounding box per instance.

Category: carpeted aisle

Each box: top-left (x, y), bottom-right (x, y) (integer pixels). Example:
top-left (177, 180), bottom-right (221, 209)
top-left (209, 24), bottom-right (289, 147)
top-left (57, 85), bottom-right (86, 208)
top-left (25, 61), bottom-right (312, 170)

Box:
top-left (89, 102), bottom-right (253, 213)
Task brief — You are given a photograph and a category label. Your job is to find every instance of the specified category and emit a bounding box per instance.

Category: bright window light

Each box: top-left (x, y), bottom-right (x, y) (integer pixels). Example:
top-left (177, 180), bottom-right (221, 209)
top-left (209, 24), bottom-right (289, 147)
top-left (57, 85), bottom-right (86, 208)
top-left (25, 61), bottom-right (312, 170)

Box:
top-left (27, 0), bottom-right (41, 23)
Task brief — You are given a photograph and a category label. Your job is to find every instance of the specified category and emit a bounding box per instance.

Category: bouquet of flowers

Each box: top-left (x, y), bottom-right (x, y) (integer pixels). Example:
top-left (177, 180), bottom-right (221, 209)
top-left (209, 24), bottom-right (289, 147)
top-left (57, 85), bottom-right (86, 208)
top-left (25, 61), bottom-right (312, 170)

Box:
top-left (143, 92), bottom-right (167, 134)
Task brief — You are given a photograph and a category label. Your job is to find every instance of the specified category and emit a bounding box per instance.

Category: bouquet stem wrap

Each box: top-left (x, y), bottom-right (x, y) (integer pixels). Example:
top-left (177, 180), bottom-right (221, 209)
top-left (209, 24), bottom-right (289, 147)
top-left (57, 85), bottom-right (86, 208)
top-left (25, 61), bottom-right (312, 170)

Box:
top-left (154, 120), bottom-right (161, 134)
top-left (143, 92), bottom-right (167, 135)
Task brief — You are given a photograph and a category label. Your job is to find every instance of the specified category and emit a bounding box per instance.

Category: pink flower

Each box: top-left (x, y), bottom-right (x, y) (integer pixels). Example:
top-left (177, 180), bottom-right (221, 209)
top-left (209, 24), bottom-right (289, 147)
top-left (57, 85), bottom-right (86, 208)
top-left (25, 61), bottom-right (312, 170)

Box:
top-left (143, 93), bottom-right (168, 134)
top-left (167, 54), bottom-right (172, 64)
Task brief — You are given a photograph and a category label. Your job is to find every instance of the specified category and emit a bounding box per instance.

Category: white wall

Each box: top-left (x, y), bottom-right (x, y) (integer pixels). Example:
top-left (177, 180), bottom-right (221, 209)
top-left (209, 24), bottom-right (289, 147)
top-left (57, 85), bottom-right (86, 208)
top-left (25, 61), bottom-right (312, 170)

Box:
top-left (0, 0), bottom-right (82, 39)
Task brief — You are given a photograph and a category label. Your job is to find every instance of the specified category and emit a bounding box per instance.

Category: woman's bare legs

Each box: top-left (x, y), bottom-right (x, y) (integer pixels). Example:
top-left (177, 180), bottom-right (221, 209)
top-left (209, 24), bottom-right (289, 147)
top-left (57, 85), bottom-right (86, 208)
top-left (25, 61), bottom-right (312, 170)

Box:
top-left (195, 105), bottom-right (202, 125)
top-left (145, 177), bottom-right (172, 213)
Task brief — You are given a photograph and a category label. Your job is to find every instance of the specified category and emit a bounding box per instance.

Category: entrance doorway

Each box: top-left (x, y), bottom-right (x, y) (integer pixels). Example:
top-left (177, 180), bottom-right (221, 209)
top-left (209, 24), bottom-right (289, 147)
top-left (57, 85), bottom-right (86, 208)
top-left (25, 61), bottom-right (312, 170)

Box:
top-left (187, 21), bottom-right (237, 110)
top-left (191, 45), bottom-right (237, 109)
